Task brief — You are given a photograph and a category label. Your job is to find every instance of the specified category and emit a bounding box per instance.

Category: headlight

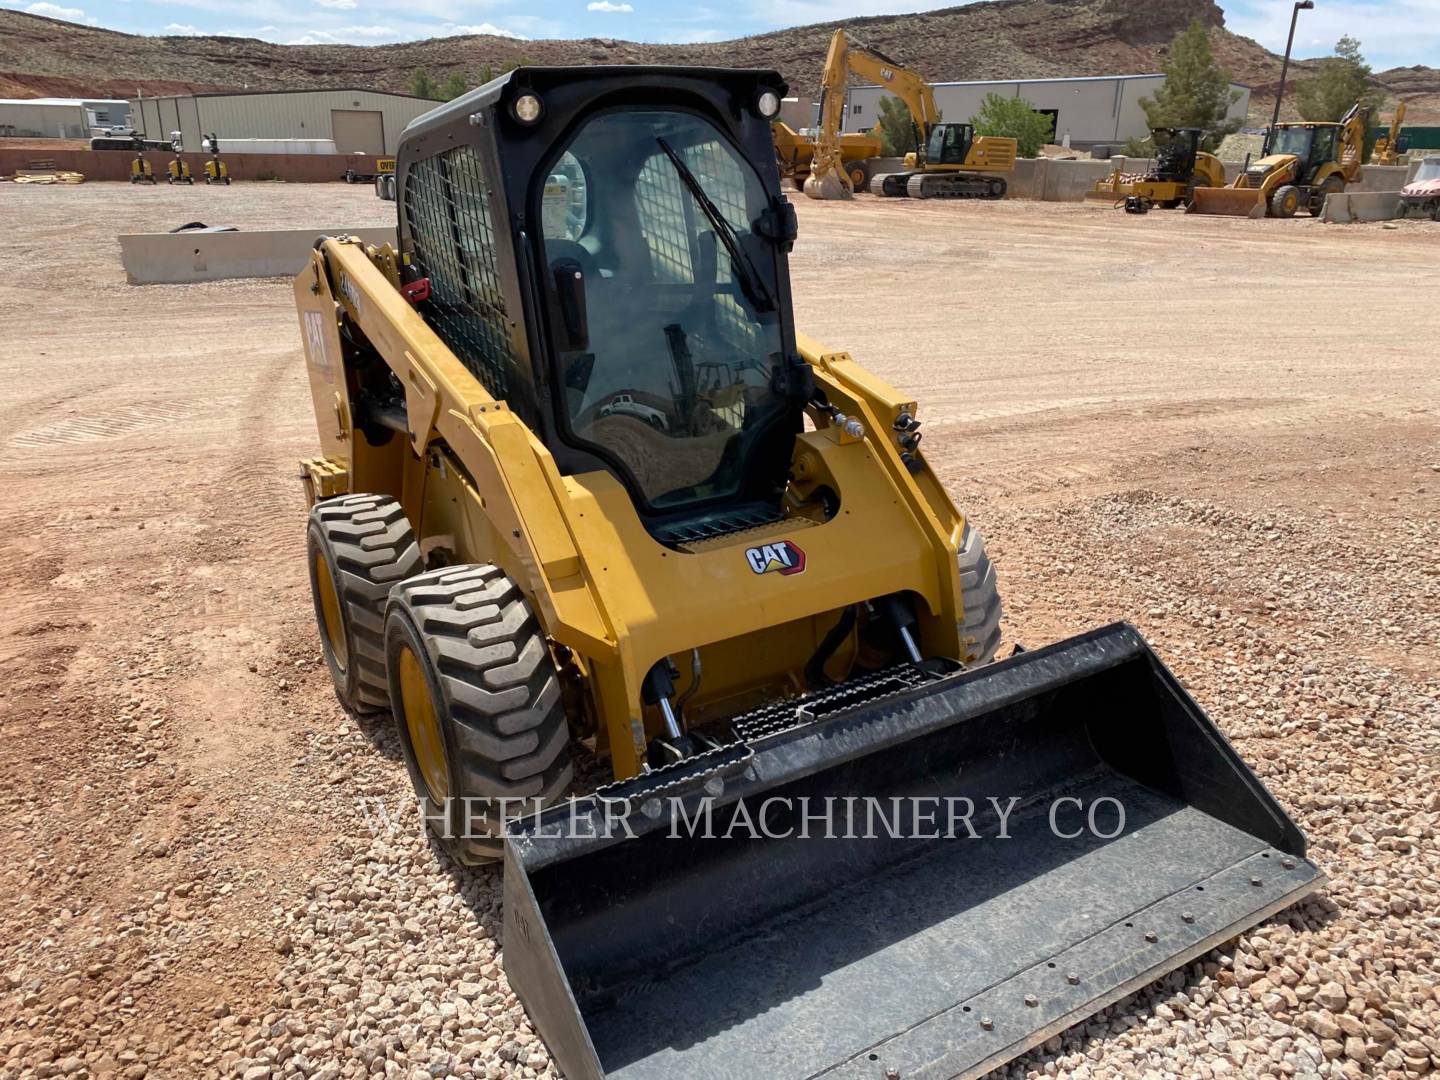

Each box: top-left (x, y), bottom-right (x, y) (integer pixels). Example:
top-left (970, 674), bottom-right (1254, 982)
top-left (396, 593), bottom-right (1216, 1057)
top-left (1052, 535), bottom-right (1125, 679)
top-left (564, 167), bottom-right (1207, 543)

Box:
top-left (756, 90), bottom-right (781, 119)
top-left (512, 93), bottom-right (544, 125)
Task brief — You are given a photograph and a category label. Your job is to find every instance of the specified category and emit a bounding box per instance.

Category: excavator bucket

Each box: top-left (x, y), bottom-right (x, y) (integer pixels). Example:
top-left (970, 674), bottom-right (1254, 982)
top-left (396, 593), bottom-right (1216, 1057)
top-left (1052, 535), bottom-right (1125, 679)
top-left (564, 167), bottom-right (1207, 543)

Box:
top-left (804, 170), bottom-right (854, 200)
top-left (1186, 186), bottom-right (1267, 217)
top-left (503, 623), bottom-right (1322, 1080)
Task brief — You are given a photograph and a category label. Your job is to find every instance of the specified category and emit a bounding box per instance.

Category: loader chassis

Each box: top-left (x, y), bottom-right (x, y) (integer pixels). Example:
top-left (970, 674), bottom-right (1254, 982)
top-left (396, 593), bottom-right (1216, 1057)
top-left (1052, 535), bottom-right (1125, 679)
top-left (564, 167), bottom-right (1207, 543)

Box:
top-left (296, 68), bottom-right (976, 783)
top-left (293, 64), bottom-right (1322, 1080)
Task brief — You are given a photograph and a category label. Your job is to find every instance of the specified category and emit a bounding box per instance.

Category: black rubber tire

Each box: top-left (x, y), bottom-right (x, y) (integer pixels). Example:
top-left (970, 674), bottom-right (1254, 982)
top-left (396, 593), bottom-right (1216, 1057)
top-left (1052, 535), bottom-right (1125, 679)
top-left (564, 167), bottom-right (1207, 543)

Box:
top-left (1309, 175), bottom-right (1344, 216)
top-left (1270, 184), bottom-right (1301, 219)
top-left (306, 494), bottom-right (421, 713)
top-left (385, 565), bottom-right (573, 864)
top-left (956, 519), bottom-right (1003, 666)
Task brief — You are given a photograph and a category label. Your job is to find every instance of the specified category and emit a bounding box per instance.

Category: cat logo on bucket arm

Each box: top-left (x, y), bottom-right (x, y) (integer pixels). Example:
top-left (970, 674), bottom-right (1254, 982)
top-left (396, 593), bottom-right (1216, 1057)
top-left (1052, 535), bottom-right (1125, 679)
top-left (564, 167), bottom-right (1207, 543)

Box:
top-left (745, 540), bottom-right (806, 576)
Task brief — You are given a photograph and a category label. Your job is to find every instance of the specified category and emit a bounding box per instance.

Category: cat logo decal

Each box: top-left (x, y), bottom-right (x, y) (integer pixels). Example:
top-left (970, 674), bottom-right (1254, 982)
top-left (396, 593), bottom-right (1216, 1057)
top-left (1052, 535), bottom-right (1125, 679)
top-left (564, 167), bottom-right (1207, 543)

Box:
top-left (745, 540), bottom-right (806, 577)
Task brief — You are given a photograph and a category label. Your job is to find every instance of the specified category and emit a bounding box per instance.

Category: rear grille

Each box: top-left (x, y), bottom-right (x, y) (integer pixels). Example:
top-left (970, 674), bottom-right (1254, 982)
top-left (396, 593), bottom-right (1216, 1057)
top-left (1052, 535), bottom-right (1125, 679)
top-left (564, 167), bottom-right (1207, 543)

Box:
top-left (651, 504), bottom-right (786, 547)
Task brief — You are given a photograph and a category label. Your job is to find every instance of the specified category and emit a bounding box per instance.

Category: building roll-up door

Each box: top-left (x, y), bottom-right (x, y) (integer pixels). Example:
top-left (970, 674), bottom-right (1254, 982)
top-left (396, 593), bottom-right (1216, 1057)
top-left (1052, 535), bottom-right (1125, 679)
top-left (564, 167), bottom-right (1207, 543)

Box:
top-left (330, 110), bottom-right (385, 155)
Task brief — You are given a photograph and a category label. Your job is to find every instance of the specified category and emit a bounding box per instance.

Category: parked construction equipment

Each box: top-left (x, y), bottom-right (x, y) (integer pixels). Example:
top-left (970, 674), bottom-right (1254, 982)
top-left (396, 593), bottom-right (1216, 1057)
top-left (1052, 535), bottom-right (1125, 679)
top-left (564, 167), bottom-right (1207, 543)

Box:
top-left (166, 152), bottom-right (194, 186)
top-left (1089, 127), bottom-right (1225, 209)
top-left (804, 29), bottom-right (1015, 199)
top-left (1370, 102), bottom-right (1407, 165)
top-left (1188, 103), bottom-right (1367, 218)
top-left (771, 119), bottom-right (881, 192)
top-left (293, 65), bottom-right (1322, 1080)
top-left (130, 152), bottom-right (156, 184)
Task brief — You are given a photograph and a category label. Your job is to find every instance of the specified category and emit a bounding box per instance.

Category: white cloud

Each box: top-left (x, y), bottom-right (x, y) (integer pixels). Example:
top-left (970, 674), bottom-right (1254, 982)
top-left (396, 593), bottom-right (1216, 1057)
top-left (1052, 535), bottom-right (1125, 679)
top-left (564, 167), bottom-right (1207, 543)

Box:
top-left (287, 24), bottom-right (397, 43)
top-left (441, 22), bottom-right (528, 39)
top-left (24, 1), bottom-right (97, 22)
top-left (163, 21), bottom-right (203, 33)
top-left (587, 1), bottom-right (634, 11)
top-left (311, 0), bottom-right (357, 8)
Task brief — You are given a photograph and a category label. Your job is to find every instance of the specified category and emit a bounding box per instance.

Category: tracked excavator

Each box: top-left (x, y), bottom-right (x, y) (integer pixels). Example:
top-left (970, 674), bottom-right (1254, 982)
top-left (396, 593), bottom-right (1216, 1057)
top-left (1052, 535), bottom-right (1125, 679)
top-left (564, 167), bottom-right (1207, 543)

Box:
top-left (804, 29), bottom-right (1015, 200)
top-left (294, 65), bottom-right (1322, 1080)
top-left (1188, 103), bottom-right (1368, 218)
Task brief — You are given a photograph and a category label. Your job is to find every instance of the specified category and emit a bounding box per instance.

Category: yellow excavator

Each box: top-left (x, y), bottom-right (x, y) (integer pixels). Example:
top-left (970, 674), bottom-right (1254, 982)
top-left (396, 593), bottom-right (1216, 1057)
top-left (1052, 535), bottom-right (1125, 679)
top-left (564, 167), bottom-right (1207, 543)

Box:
top-left (1188, 103), bottom-right (1368, 218)
top-left (804, 29), bottom-right (1016, 200)
top-left (1370, 102), bottom-right (1406, 165)
top-left (294, 65), bottom-right (1321, 1080)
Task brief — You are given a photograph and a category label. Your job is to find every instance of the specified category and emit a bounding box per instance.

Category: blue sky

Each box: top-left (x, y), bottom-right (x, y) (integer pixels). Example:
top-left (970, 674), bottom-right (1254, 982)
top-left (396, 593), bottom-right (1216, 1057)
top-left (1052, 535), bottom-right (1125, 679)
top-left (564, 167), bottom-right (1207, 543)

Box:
top-left (5, 0), bottom-right (1436, 69)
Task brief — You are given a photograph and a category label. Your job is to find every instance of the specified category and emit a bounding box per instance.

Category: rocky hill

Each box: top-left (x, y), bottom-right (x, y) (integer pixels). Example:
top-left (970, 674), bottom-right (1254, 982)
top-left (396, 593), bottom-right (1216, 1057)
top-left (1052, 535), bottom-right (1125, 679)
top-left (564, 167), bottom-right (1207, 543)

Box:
top-left (1, 0), bottom-right (1435, 122)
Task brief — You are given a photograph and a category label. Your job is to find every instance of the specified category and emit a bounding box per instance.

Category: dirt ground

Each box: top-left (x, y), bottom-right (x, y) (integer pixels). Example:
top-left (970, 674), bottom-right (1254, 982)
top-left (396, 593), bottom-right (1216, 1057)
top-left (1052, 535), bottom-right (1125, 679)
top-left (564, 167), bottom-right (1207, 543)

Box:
top-left (0, 182), bottom-right (1437, 1080)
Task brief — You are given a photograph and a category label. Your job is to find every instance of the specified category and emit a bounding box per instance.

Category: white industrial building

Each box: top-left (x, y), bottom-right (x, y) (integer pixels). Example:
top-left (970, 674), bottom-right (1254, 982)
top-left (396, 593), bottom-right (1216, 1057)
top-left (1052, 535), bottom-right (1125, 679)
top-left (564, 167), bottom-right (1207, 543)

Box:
top-left (0, 97), bottom-right (132, 139)
top-left (129, 88), bottom-right (439, 157)
top-left (842, 74), bottom-right (1251, 150)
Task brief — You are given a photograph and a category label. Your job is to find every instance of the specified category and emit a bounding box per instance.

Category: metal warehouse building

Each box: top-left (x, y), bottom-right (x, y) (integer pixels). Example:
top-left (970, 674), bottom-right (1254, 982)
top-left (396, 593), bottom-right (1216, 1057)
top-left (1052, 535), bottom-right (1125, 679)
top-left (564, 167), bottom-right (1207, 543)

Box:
top-left (842, 74), bottom-right (1251, 149)
top-left (129, 88), bottom-right (438, 157)
top-left (0, 98), bottom-right (132, 139)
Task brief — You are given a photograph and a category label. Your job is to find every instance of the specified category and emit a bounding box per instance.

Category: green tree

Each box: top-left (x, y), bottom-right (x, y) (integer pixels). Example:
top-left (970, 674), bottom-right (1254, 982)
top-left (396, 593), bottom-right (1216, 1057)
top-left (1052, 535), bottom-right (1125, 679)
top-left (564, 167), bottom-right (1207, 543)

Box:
top-left (440, 72), bottom-right (469, 100)
top-left (875, 96), bottom-right (926, 157)
top-left (1293, 36), bottom-right (1384, 122)
top-left (408, 68), bottom-right (439, 99)
top-left (969, 93), bottom-right (1054, 158)
top-left (1138, 18), bottom-right (1242, 150)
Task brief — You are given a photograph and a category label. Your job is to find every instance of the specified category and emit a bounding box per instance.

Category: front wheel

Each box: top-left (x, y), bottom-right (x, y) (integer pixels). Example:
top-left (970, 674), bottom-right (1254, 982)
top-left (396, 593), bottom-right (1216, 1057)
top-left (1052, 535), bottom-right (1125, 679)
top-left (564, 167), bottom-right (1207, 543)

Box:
top-left (1270, 185), bottom-right (1301, 219)
top-left (385, 565), bottom-right (574, 864)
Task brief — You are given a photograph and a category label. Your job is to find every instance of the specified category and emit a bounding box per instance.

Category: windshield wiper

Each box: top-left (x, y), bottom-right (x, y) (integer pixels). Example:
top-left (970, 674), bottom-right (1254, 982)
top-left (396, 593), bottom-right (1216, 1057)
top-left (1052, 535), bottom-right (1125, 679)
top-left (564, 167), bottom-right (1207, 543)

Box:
top-left (655, 137), bottom-right (776, 312)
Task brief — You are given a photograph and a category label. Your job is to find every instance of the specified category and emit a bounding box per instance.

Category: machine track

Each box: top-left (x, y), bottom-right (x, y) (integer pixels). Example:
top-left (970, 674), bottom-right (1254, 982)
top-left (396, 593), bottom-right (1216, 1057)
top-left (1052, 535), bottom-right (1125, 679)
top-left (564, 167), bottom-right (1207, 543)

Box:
top-left (871, 171), bottom-right (1008, 199)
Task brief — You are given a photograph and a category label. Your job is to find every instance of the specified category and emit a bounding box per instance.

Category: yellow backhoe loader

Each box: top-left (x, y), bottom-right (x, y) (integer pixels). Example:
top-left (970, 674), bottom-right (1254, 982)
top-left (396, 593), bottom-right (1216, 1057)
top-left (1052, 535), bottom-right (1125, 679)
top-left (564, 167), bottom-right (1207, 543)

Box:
top-left (1188, 103), bottom-right (1367, 218)
top-left (1370, 102), bottom-right (1406, 165)
top-left (294, 65), bottom-right (1321, 1080)
top-left (772, 120), bottom-right (883, 192)
top-left (804, 29), bottom-right (1015, 200)
top-left (1088, 127), bottom-right (1225, 210)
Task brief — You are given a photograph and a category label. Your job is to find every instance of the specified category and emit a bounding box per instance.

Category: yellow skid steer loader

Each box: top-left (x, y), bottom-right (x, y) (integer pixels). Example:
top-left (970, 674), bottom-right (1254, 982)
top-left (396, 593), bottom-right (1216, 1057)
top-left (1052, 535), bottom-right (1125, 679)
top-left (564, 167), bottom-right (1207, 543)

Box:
top-left (294, 66), bottom-right (1322, 1080)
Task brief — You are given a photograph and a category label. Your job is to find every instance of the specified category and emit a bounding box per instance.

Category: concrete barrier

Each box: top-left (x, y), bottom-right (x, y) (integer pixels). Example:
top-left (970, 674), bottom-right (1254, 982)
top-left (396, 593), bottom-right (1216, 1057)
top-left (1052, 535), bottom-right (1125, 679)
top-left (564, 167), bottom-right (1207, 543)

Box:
top-left (1319, 191), bottom-right (1403, 224)
top-left (119, 227), bottom-right (397, 284)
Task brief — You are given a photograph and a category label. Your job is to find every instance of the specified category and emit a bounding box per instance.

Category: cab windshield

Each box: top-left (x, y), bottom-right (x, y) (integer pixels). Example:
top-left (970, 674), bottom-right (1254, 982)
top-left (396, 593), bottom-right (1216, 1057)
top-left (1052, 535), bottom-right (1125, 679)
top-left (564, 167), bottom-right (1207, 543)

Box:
top-left (1270, 127), bottom-right (1316, 158)
top-left (538, 109), bottom-right (789, 511)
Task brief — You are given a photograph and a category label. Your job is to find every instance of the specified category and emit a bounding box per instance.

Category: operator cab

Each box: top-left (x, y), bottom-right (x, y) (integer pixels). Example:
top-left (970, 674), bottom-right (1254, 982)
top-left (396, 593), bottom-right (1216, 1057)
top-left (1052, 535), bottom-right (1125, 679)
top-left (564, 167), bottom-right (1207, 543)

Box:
top-left (1151, 127), bottom-right (1202, 182)
top-left (1267, 123), bottom-right (1339, 183)
top-left (395, 68), bottom-right (809, 543)
top-left (925, 122), bottom-right (975, 166)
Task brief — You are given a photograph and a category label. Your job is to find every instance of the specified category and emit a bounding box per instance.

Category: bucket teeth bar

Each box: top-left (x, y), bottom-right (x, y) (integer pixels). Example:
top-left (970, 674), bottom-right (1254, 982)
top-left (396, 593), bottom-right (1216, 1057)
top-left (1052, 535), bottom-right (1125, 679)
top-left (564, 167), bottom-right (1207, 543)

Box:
top-left (503, 623), bottom-right (1323, 1080)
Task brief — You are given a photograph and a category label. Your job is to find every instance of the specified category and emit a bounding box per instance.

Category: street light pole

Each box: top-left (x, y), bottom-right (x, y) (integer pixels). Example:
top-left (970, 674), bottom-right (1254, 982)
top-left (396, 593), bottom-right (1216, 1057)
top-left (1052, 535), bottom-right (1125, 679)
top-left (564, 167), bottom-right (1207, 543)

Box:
top-left (1269, 0), bottom-right (1314, 149)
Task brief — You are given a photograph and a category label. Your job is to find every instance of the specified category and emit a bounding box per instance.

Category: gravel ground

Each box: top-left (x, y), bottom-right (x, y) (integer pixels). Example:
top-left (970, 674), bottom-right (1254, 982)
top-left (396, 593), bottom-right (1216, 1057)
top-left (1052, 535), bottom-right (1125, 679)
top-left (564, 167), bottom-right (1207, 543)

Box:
top-left (0, 182), bottom-right (1436, 1080)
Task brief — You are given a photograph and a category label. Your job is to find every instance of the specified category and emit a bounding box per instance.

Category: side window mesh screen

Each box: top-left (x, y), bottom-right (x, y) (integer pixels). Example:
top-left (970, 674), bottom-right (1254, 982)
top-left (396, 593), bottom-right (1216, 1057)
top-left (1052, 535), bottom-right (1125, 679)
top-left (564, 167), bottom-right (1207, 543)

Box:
top-left (634, 157), bottom-right (693, 283)
top-left (404, 146), bottom-right (516, 399)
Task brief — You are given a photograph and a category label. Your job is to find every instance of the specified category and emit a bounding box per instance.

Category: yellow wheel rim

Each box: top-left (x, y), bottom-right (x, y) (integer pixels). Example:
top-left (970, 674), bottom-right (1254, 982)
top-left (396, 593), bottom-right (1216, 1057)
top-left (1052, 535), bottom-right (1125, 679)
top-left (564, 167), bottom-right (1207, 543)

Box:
top-left (398, 645), bottom-right (448, 803)
top-left (1283, 192), bottom-right (1299, 213)
top-left (314, 551), bottom-right (348, 670)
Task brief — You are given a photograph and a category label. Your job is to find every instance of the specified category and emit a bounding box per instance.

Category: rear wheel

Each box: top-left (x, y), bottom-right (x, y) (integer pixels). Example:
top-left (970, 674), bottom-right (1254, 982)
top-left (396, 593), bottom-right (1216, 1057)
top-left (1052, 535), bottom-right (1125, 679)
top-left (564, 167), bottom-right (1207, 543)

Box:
top-left (847, 161), bottom-right (870, 191)
top-left (385, 565), bottom-right (573, 864)
top-left (1310, 175), bottom-right (1344, 216)
top-left (1270, 185), bottom-right (1301, 218)
top-left (306, 494), bottom-right (421, 713)
top-left (957, 519), bottom-right (1003, 666)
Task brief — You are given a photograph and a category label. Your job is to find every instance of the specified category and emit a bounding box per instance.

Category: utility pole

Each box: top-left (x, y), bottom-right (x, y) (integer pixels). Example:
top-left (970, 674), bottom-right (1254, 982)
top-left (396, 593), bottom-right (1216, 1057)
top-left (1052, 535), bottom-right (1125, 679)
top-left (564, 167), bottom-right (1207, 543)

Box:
top-left (1268, 0), bottom-right (1314, 150)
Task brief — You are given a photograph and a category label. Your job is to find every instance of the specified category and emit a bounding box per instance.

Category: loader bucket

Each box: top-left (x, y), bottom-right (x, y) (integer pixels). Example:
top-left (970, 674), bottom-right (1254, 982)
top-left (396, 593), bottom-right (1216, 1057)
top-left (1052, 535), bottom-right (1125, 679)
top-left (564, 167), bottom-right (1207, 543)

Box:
top-left (503, 623), bottom-right (1322, 1080)
top-left (1186, 186), bottom-right (1267, 217)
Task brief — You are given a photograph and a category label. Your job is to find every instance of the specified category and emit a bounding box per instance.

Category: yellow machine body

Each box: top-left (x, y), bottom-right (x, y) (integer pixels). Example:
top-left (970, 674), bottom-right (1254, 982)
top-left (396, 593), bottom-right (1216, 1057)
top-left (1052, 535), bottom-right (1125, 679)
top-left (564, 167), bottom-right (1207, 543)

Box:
top-left (295, 238), bottom-right (972, 778)
top-left (1089, 152), bottom-right (1225, 206)
top-left (1370, 103), bottom-right (1406, 165)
